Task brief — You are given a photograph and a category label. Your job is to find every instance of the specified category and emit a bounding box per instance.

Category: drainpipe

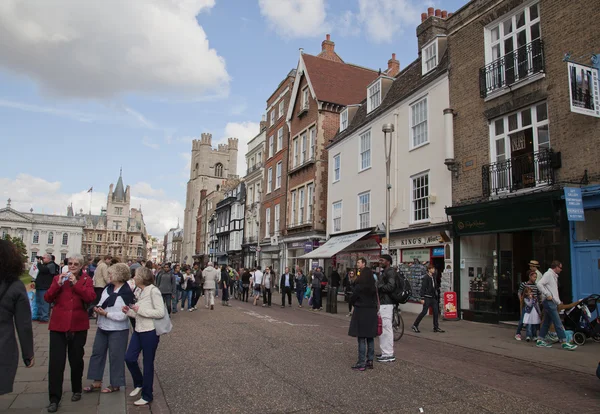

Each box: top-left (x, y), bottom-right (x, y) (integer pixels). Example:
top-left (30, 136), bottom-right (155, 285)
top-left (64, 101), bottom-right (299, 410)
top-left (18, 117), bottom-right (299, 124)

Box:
top-left (390, 111), bottom-right (400, 219)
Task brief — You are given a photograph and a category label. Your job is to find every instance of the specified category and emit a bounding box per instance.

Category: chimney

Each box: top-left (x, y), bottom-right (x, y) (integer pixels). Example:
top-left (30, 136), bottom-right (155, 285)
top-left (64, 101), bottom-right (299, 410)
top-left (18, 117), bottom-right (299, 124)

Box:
top-left (421, 12), bottom-right (428, 22)
top-left (441, 10), bottom-right (448, 18)
top-left (435, 9), bottom-right (442, 17)
top-left (259, 114), bottom-right (267, 132)
top-left (318, 34), bottom-right (342, 62)
top-left (387, 53), bottom-right (400, 77)
top-left (428, 7), bottom-right (434, 16)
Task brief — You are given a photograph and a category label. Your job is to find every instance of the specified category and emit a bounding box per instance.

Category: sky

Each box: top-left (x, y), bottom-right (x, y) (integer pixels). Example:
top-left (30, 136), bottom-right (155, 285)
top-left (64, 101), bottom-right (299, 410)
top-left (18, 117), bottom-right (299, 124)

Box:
top-left (0, 0), bottom-right (466, 237)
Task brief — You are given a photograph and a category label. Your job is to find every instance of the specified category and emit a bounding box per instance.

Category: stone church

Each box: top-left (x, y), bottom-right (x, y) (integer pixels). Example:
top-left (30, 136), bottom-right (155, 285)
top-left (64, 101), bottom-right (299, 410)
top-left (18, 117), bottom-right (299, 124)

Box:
top-left (182, 133), bottom-right (238, 263)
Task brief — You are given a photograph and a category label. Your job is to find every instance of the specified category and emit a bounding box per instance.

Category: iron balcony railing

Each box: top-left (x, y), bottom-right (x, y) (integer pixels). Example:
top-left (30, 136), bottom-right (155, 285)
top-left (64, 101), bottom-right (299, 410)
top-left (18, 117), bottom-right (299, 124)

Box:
top-left (246, 162), bottom-right (263, 176)
top-left (482, 149), bottom-right (559, 197)
top-left (289, 153), bottom-right (316, 174)
top-left (479, 38), bottom-right (545, 98)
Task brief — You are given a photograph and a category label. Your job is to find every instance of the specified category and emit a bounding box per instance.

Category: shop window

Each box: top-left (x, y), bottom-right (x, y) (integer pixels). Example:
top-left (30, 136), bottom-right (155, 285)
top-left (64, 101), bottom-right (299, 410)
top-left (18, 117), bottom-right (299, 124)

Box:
top-left (575, 208), bottom-right (600, 241)
top-left (460, 234), bottom-right (497, 314)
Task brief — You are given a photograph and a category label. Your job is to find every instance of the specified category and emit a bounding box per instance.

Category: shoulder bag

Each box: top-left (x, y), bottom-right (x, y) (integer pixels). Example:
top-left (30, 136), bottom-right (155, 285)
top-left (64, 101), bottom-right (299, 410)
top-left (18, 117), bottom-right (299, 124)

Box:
top-left (149, 286), bottom-right (172, 336)
top-left (375, 285), bottom-right (383, 337)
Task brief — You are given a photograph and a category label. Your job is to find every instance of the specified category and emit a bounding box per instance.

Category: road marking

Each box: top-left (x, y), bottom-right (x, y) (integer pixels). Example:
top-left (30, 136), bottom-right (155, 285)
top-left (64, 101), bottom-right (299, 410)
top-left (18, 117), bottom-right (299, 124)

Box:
top-left (243, 310), bottom-right (319, 327)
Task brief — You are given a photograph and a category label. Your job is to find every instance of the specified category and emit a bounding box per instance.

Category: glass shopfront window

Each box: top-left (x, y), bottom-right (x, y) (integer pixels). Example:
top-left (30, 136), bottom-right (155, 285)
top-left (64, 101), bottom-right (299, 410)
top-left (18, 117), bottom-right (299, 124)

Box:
top-left (460, 234), bottom-right (497, 315)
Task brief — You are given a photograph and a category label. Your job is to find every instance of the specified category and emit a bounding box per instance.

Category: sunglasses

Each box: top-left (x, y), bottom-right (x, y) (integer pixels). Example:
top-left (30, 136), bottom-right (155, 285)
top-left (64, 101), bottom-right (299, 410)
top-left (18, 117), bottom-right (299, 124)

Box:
top-left (68, 262), bottom-right (81, 266)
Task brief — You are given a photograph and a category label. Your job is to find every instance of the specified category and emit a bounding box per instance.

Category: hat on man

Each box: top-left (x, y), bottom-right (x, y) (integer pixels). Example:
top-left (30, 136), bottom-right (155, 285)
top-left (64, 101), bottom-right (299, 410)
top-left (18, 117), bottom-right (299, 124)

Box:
top-left (528, 260), bottom-right (540, 267)
top-left (380, 254), bottom-right (393, 265)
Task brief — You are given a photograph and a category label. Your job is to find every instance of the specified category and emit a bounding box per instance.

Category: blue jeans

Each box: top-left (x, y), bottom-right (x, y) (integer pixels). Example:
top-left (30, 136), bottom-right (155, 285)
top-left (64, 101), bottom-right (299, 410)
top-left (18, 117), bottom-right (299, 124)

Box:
top-left (125, 330), bottom-right (159, 402)
top-left (538, 300), bottom-right (567, 342)
top-left (357, 337), bottom-right (374, 366)
top-left (215, 285), bottom-right (219, 297)
top-left (516, 306), bottom-right (527, 334)
top-left (526, 323), bottom-right (540, 339)
top-left (172, 290), bottom-right (181, 313)
top-left (36, 289), bottom-right (49, 321)
top-left (296, 290), bottom-right (304, 305)
top-left (181, 291), bottom-right (193, 310)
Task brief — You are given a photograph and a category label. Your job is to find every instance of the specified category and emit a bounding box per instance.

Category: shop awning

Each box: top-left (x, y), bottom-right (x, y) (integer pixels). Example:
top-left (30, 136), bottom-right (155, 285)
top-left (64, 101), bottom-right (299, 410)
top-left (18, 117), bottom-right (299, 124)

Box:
top-left (298, 230), bottom-right (371, 259)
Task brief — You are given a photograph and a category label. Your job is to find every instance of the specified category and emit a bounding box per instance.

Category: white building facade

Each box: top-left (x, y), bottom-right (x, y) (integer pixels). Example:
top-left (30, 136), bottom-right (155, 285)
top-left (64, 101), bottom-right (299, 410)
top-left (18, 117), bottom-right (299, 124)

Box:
top-left (0, 199), bottom-right (85, 263)
top-left (326, 45), bottom-right (454, 312)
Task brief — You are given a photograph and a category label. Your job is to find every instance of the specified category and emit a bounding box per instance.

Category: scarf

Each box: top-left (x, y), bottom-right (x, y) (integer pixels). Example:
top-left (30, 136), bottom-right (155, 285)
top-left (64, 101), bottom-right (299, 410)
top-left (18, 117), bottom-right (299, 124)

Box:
top-left (100, 282), bottom-right (134, 309)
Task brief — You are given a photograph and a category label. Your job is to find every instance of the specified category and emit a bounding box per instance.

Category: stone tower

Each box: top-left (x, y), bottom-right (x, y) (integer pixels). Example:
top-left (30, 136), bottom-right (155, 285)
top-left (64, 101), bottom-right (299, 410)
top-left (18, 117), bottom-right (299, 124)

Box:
top-left (106, 169), bottom-right (131, 232)
top-left (182, 133), bottom-right (240, 264)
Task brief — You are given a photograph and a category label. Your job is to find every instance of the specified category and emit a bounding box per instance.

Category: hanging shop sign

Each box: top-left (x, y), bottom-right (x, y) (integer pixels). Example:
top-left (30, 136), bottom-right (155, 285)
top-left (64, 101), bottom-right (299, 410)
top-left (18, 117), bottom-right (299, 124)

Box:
top-left (432, 247), bottom-right (445, 257)
top-left (567, 61), bottom-right (600, 118)
top-left (564, 187), bottom-right (585, 221)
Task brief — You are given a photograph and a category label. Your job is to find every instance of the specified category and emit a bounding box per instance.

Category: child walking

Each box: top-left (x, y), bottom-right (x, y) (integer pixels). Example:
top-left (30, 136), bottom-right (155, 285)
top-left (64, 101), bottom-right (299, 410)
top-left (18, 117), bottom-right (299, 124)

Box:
top-left (523, 286), bottom-right (541, 342)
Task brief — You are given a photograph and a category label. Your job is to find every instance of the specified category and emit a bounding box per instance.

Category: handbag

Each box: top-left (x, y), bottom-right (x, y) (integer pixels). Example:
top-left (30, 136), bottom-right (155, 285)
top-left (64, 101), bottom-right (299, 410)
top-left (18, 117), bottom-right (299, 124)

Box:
top-left (305, 286), bottom-right (312, 299)
top-left (375, 285), bottom-right (383, 337)
top-left (149, 286), bottom-right (172, 336)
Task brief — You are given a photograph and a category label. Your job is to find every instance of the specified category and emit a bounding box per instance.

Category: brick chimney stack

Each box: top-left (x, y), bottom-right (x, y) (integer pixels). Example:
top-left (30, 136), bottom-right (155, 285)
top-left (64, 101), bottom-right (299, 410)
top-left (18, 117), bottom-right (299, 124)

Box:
top-left (318, 34), bottom-right (343, 63)
top-left (259, 114), bottom-right (267, 132)
top-left (387, 53), bottom-right (400, 77)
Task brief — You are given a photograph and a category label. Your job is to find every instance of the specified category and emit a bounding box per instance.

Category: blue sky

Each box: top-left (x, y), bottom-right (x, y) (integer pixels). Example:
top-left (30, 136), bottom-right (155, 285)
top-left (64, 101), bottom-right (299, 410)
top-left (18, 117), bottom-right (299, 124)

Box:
top-left (0, 0), bottom-right (466, 236)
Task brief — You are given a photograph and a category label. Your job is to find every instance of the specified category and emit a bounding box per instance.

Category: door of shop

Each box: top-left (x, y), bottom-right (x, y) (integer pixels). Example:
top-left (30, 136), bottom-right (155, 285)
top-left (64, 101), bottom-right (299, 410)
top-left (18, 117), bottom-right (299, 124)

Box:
top-left (573, 244), bottom-right (600, 300)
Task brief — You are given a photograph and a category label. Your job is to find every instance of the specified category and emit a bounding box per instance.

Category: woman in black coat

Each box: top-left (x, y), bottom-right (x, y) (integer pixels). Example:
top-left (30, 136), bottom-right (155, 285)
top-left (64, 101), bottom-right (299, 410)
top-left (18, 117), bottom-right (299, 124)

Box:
top-left (0, 240), bottom-right (35, 395)
top-left (348, 258), bottom-right (378, 371)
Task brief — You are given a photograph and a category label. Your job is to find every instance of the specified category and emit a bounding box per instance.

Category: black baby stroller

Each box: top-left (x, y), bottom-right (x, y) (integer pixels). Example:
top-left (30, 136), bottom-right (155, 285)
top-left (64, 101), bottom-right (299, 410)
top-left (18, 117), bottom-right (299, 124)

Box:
top-left (563, 294), bottom-right (600, 345)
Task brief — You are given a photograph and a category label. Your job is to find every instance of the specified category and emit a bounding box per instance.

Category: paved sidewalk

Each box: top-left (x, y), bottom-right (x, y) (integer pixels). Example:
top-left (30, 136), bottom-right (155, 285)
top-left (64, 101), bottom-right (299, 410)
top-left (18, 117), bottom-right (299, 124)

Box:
top-left (266, 290), bottom-right (600, 376)
top-left (1, 319), bottom-right (170, 414)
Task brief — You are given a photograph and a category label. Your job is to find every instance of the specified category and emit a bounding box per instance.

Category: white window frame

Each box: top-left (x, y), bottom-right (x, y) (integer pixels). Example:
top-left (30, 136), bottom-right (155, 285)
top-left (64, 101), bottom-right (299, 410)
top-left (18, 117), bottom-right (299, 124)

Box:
top-left (359, 130), bottom-right (371, 171)
top-left (293, 138), bottom-right (299, 167)
top-left (270, 109), bottom-right (276, 126)
top-left (301, 132), bottom-right (307, 164)
top-left (358, 191), bottom-right (371, 229)
top-left (333, 154), bottom-right (341, 182)
top-left (367, 79), bottom-right (381, 113)
top-left (267, 167), bottom-right (273, 193)
top-left (291, 191), bottom-right (297, 225)
top-left (302, 87), bottom-right (309, 109)
top-left (340, 109), bottom-right (348, 131)
top-left (248, 185), bottom-right (253, 204)
top-left (332, 201), bottom-right (342, 232)
top-left (422, 39), bottom-right (438, 74)
top-left (32, 231), bottom-right (39, 244)
top-left (277, 127), bottom-right (283, 152)
top-left (265, 207), bottom-right (271, 238)
top-left (307, 183), bottom-right (314, 223)
top-left (278, 101), bottom-right (285, 118)
top-left (274, 204), bottom-right (280, 234)
top-left (411, 172), bottom-right (430, 224)
top-left (276, 161), bottom-right (282, 189)
top-left (298, 187), bottom-right (305, 224)
top-left (410, 97), bottom-right (429, 149)
top-left (268, 136), bottom-right (274, 158)
top-left (62, 233), bottom-right (68, 245)
top-left (48, 232), bottom-right (54, 244)
top-left (309, 127), bottom-right (316, 160)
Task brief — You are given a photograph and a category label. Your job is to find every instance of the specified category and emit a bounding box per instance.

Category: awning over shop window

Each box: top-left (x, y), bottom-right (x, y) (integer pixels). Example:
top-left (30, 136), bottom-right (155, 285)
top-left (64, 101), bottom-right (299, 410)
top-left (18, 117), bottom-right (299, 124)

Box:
top-left (298, 230), bottom-right (371, 259)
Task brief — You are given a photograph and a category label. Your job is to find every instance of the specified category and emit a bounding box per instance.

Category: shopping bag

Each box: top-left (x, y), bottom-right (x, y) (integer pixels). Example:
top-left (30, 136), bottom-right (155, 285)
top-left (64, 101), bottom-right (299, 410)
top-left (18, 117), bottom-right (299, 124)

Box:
top-left (308, 296), bottom-right (313, 307)
top-left (28, 291), bottom-right (37, 319)
top-left (29, 263), bottom-right (39, 280)
top-left (305, 286), bottom-right (311, 299)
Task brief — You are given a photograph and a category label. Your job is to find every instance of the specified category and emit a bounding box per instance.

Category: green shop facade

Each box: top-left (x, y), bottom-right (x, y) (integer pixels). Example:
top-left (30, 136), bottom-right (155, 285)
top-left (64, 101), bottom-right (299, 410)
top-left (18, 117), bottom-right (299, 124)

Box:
top-left (446, 190), bottom-right (571, 324)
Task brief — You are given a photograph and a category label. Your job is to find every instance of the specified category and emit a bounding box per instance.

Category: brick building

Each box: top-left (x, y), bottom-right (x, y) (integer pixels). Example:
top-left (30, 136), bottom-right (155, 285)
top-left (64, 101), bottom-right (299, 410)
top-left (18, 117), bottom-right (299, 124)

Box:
top-left (440, 0), bottom-right (600, 323)
top-left (282, 35), bottom-right (379, 273)
top-left (258, 70), bottom-right (296, 273)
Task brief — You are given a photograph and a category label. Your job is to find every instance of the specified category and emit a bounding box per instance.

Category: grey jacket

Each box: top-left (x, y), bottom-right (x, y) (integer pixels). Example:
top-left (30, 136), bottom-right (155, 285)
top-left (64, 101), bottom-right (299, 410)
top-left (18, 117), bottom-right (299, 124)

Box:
top-left (202, 266), bottom-right (220, 290)
top-left (155, 270), bottom-right (177, 295)
top-left (311, 271), bottom-right (324, 288)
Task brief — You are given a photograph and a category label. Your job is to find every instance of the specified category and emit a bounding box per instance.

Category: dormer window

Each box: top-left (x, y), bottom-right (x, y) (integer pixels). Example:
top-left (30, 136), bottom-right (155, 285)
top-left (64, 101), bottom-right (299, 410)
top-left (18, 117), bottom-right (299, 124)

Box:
top-left (367, 80), bottom-right (381, 113)
top-left (422, 39), bottom-right (438, 74)
top-left (340, 109), bottom-right (348, 131)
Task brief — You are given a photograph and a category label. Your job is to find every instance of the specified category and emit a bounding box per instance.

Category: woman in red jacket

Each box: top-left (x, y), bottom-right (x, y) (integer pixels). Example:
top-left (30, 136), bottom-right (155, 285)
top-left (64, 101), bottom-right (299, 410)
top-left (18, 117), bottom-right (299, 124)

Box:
top-left (44, 253), bottom-right (96, 413)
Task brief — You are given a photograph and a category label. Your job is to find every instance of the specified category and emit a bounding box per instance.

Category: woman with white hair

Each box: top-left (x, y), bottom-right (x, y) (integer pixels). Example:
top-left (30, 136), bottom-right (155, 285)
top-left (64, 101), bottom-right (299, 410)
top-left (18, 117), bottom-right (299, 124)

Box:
top-left (44, 253), bottom-right (96, 413)
top-left (84, 263), bottom-right (134, 394)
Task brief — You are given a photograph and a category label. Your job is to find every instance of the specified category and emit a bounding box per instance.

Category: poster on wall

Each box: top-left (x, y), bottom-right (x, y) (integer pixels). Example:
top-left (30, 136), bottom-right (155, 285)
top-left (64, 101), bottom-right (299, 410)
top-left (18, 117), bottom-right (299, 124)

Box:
top-left (567, 61), bottom-right (600, 118)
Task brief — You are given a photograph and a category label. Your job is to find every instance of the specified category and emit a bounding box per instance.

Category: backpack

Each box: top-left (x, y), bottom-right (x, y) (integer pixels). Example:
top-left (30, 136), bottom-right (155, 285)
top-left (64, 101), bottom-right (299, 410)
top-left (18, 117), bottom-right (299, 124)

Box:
top-left (390, 271), bottom-right (412, 304)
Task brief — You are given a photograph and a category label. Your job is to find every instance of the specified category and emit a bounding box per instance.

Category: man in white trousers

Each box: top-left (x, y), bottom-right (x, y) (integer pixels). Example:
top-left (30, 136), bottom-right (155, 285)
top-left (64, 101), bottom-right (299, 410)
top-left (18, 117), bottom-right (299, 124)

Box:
top-left (376, 254), bottom-right (396, 362)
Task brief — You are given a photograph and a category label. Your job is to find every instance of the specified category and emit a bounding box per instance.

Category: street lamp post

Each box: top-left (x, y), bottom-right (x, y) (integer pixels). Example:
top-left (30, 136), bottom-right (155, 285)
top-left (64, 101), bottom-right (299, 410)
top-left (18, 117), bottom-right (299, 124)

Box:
top-left (382, 123), bottom-right (395, 254)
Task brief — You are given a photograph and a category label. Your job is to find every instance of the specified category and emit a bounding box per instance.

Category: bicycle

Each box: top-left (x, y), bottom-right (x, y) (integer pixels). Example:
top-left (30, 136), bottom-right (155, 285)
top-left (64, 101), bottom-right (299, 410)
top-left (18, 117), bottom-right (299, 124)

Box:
top-left (393, 304), bottom-right (404, 341)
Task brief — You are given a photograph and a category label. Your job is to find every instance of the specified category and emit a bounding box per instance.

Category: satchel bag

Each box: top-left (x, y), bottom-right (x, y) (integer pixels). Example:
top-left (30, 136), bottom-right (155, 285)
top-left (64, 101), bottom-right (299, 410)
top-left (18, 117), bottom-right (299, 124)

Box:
top-left (375, 285), bottom-right (383, 337)
top-left (149, 287), bottom-right (172, 336)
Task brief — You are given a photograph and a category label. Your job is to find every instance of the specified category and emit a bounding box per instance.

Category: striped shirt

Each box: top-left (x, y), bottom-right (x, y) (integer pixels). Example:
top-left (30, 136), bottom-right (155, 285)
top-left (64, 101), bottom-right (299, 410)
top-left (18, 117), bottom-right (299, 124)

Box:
top-left (518, 281), bottom-right (540, 302)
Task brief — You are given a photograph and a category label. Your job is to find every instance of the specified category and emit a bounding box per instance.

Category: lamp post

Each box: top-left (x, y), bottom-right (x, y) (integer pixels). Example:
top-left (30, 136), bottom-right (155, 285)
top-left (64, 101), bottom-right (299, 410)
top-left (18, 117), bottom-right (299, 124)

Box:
top-left (382, 123), bottom-right (395, 254)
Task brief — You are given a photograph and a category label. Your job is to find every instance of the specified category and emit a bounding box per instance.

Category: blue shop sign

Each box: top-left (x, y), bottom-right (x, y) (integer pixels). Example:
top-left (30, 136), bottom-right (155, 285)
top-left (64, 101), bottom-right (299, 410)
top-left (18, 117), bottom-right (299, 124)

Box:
top-left (304, 241), bottom-right (313, 253)
top-left (432, 247), bottom-right (445, 257)
top-left (564, 187), bottom-right (585, 221)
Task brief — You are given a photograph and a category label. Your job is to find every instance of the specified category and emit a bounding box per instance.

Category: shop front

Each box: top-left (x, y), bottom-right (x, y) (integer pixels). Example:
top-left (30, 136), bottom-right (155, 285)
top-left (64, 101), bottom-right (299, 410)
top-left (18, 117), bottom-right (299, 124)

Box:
top-left (241, 245), bottom-right (257, 269)
top-left (286, 238), bottom-right (324, 274)
top-left (570, 185), bottom-right (600, 300)
top-left (446, 191), bottom-right (570, 324)
top-left (259, 243), bottom-right (282, 274)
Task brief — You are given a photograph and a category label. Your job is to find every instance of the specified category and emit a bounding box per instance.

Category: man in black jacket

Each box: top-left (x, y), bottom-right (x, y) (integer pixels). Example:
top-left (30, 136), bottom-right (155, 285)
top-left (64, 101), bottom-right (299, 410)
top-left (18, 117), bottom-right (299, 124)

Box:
top-left (280, 267), bottom-right (294, 308)
top-left (412, 263), bottom-right (445, 333)
top-left (35, 254), bottom-right (59, 322)
top-left (377, 255), bottom-right (396, 363)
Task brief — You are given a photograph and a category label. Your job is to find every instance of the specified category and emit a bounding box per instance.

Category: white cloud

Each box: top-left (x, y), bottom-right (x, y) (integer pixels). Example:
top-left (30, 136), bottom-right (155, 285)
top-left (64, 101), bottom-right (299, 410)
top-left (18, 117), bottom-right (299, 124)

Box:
top-left (356, 0), bottom-right (420, 43)
top-left (258, 0), bottom-right (329, 38)
top-left (142, 137), bottom-right (160, 150)
top-left (222, 121), bottom-right (260, 175)
top-left (0, 174), bottom-right (182, 237)
top-left (0, 0), bottom-right (229, 99)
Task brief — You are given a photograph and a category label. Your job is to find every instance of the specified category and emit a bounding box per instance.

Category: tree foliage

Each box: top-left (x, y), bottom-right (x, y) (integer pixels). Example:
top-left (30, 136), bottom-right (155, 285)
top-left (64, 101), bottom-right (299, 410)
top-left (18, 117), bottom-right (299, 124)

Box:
top-left (3, 234), bottom-right (28, 263)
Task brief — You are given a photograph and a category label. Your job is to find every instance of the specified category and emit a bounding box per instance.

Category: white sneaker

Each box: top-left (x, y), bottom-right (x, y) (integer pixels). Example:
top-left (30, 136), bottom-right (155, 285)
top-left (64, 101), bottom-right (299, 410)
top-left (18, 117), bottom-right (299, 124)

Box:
top-left (129, 387), bottom-right (142, 397)
top-left (189, 309), bottom-right (193, 312)
top-left (193, 306), bottom-right (198, 310)
top-left (134, 398), bottom-right (149, 406)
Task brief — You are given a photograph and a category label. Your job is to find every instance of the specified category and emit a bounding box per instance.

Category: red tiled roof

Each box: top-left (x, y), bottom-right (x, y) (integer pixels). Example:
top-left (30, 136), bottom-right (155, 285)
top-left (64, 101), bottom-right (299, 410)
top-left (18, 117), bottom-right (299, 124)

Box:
top-left (302, 54), bottom-right (379, 106)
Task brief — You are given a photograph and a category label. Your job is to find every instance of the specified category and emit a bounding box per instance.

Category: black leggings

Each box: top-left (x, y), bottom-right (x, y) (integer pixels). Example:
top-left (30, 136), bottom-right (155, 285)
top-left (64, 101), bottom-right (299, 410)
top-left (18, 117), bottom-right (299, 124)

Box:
top-left (242, 285), bottom-right (249, 302)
